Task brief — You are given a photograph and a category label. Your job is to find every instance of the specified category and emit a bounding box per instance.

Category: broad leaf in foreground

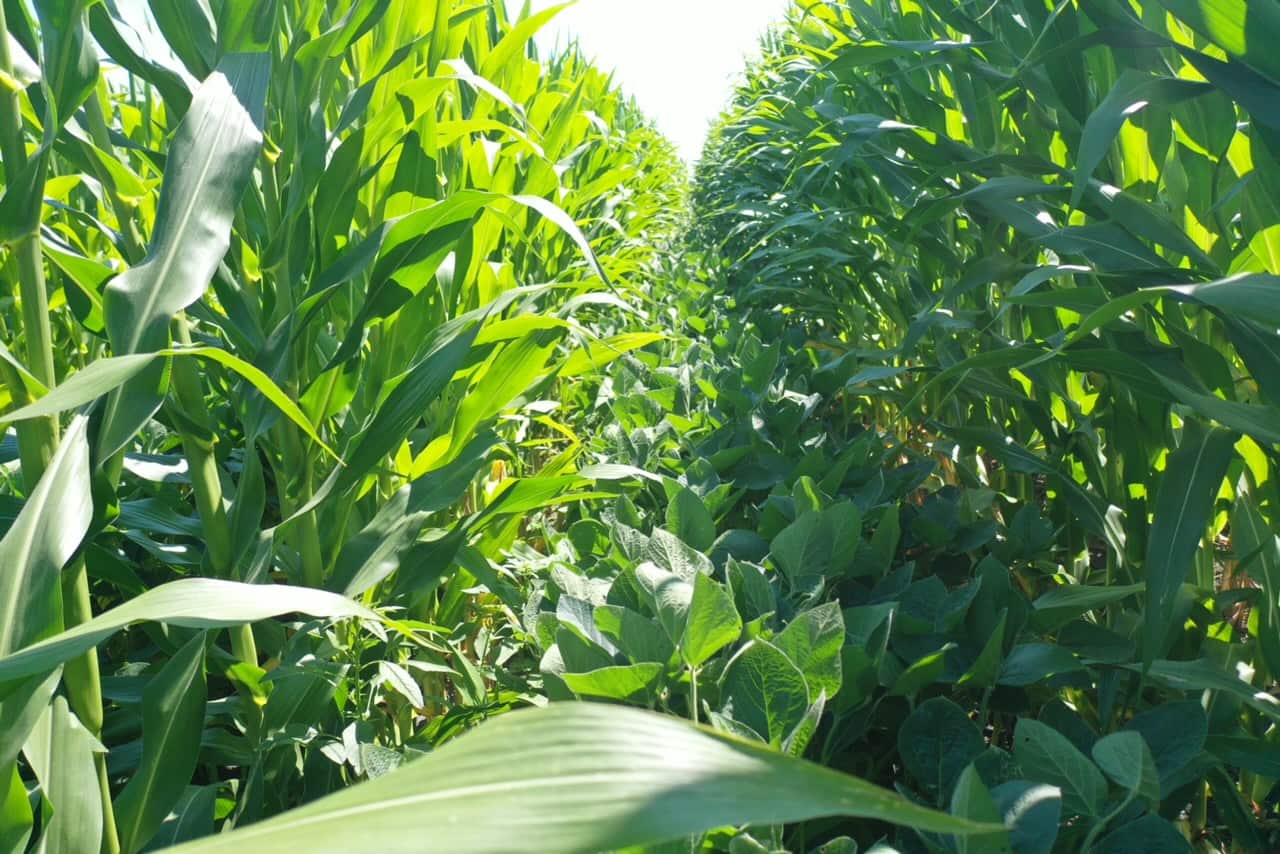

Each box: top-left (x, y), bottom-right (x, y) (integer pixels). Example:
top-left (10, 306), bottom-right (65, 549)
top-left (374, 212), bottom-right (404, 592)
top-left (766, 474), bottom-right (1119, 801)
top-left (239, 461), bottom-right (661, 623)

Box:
top-left (164, 702), bottom-right (996, 854)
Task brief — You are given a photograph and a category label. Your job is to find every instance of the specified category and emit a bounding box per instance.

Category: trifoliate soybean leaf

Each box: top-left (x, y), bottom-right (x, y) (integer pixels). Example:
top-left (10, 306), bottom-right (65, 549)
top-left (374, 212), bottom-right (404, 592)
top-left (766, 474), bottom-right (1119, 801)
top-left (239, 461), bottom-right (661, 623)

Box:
top-left (997, 644), bottom-right (1085, 687)
top-left (1094, 814), bottom-right (1190, 854)
top-left (666, 485), bottom-right (716, 552)
top-left (1123, 700), bottom-right (1206, 785)
top-left (1013, 719), bottom-right (1107, 817)
top-left (1092, 731), bottom-right (1160, 806)
top-left (958, 609), bottom-right (1006, 689)
top-left (950, 765), bottom-right (1013, 854)
top-left (635, 561), bottom-right (693, 649)
top-left (771, 511), bottom-right (831, 589)
top-left (887, 644), bottom-right (952, 697)
top-left (990, 782), bottom-right (1061, 854)
top-left (865, 505), bottom-right (901, 576)
top-left (773, 602), bottom-right (844, 702)
top-left (1057, 621), bottom-right (1135, 664)
top-left (594, 606), bottom-right (674, 665)
top-left (898, 697), bottom-right (984, 799)
top-left (645, 528), bottom-right (713, 580)
top-left (555, 629), bottom-right (613, 675)
top-left (721, 640), bottom-right (810, 748)
top-left (562, 663), bottom-right (664, 702)
top-left (682, 572), bottom-right (742, 668)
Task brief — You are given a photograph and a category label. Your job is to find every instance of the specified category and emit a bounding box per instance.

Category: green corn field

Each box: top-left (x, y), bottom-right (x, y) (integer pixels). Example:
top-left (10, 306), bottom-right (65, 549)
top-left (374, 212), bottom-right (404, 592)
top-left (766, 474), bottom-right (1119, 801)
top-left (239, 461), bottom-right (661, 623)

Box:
top-left (2, 0), bottom-right (1279, 851)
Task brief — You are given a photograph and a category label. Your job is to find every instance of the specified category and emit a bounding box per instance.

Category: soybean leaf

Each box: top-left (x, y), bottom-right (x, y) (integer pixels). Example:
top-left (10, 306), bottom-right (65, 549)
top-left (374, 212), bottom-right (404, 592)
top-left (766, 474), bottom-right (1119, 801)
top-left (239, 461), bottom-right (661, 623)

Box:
top-left (666, 485), bottom-right (716, 552)
top-left (1094, 815), bottom-right (1190, 854)
top-left (682, 572), bottom-right (742, 668)
top-left (772, 602), bottom-right (844, 702)
top-left (997, 644), bottom-right (1085, 687)
top-left (720, 640), bottom-right (810, 748)
top-left (1092, 731), bottom-right (1160, 806)
top-left (1012, 719), bottom-right (1107, 817)
top-left (990, 782), bottom-right (1061, 854)
top-left (898, 697), bottom-right (985, 800)
top-left (951, 765), bottom-right (1013, 854)
top-left (1123, 701), bottom-right (1207, 787)
top-left (562, 663), bottom-right (663, 702)
top-left (635, 562), bottom-right (741, 668)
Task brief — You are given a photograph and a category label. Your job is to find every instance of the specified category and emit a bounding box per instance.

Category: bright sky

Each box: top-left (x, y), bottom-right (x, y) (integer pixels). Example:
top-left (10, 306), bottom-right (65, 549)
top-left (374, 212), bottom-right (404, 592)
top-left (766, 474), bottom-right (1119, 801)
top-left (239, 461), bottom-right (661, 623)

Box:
top-left (510, 0), bottom-right (790, 162)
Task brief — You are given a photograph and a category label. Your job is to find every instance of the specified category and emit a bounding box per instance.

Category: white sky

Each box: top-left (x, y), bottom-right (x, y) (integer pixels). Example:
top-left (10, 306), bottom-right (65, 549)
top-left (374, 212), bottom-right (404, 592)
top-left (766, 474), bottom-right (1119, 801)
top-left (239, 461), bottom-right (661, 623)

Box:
top-left (510, 0), bottom-right (790, 162)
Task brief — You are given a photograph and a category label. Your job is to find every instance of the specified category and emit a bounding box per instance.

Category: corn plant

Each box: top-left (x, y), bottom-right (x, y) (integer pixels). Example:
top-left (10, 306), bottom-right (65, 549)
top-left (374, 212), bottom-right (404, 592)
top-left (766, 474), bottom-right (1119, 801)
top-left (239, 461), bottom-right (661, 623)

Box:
top-left (0, 1), bottom-right (1006, 852)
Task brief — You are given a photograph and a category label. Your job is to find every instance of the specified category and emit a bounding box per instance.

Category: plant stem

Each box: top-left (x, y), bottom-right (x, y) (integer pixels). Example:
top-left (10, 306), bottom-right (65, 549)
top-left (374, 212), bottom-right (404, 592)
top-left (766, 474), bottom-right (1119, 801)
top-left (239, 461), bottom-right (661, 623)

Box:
top-left (169, 318), bottom-right (259, 670)
top-left (83, 94), bottom-right (147, 262)
top-left (688, 666), bottom-right (699, 723)
top-left (1080, 786), bottom-right (1137, 853)
top-left (2, 15), bottom-right (116, 851)
top-left (63, 557), bottom-right (120, 854)
top-left (0, 6), bottom-right (59, 488)
top-left (170, 318), bottom-right (234, 576)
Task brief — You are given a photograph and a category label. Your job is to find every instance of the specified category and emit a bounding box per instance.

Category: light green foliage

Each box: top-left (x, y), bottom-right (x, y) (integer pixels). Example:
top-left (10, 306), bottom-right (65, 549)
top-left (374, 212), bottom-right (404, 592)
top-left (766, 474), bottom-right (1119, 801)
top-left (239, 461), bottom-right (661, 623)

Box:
top-left (3, 0), bottom-right (1280, 851)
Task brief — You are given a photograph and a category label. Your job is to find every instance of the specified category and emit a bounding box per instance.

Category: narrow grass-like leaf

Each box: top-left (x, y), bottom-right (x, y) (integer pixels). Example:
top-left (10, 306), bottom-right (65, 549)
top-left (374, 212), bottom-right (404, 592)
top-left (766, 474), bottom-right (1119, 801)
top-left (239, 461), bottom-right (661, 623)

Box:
top-left (0, 416), bottom-right (92, 660)
top-left (0, 580), bottom-right (375, 685)
top-left (114, 633), bottom-right (208, 854)
top-left (23, 697), bottom-right (103, 854)
top-left (0, 348), bottom-right (335, 457)
top-left (98, 53), bottom-right (269, 459)
top-left (162, 703), bottom-right (995, 854)
top-left (1142, 420), bottom-right (1236, 667)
